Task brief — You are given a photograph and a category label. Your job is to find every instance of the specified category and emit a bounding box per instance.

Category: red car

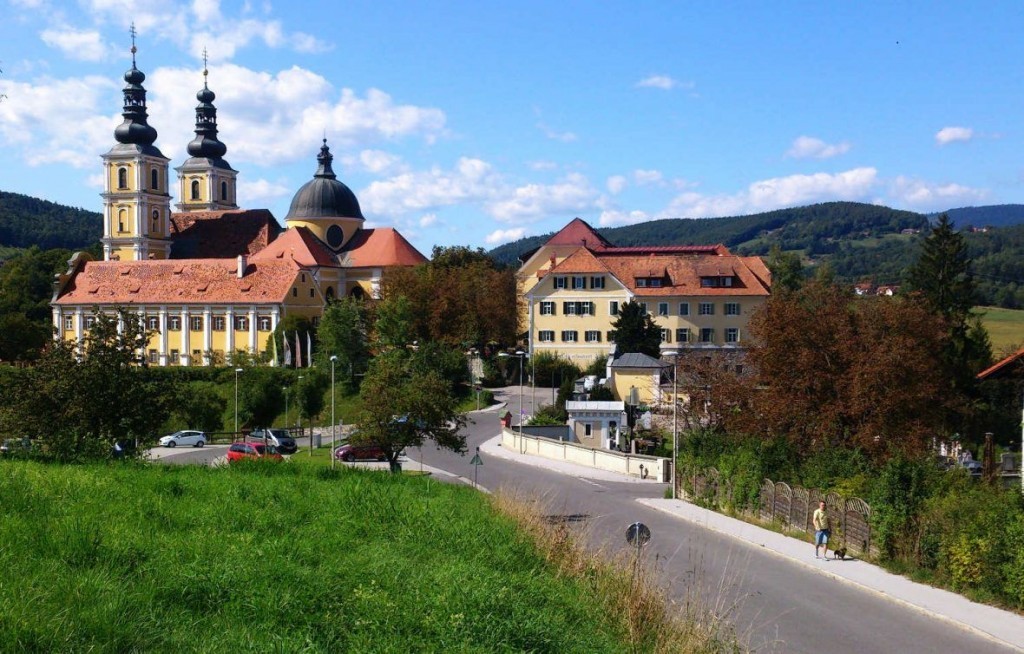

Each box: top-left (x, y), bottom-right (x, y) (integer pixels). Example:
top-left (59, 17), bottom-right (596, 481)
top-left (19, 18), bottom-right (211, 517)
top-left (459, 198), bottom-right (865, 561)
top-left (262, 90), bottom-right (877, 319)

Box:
top-left (334, 443), bottom-right (388, 462)
top-left (226, 441), bottom-right (284, 463)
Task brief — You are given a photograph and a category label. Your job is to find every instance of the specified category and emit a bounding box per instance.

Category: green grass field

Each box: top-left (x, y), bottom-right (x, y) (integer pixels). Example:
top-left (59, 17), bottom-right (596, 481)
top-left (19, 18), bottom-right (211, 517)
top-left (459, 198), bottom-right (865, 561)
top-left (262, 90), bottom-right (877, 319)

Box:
top-left (977, 306), bottom-right (1024, 356)
top-left (0, 460), bottom-right (731, 652)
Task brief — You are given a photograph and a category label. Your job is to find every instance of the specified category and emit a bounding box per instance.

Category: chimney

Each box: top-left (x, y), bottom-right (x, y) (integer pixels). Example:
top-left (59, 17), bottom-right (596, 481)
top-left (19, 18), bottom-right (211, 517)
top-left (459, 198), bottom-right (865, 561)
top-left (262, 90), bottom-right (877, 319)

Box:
top-left (236, 254), bottom-right (247, 278)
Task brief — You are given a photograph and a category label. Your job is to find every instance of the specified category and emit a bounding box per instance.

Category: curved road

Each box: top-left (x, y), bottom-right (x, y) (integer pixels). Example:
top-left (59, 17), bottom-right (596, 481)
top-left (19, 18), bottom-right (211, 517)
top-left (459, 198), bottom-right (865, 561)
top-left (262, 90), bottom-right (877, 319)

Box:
top-left (153, 388), bottom-right (1017, 653)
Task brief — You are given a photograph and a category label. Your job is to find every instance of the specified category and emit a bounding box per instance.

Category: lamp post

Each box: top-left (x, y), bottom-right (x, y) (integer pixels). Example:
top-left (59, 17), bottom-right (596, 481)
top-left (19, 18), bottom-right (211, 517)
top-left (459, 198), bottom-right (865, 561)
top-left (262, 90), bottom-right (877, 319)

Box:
top-left (330, 355), bottom-right (337, 470)
top-left (664, 350), bottom-right (680, 499)
top-left (297, 374), bottom-right (305, 452)
top-left (233, 367), bottom-right (243, 438)
top-left (282, 386), bottom-right (289, 431)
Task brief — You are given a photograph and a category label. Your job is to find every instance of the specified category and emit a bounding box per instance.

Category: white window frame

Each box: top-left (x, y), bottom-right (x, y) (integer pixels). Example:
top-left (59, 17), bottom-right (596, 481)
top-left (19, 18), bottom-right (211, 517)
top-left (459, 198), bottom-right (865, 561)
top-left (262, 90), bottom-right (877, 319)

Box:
top-left (590, 276), bottom-right (605, 289)
top-left (168, 316), bottom-right (181, 331)
top-left (699, 302), bottom-right (714, 316)
top-left (658, 302), bottom-right (669, 316)
top-left (258, 317), bottom-right (271, 331)
top-left (609, 301), bottom-right (619, 316)
top-left (540, 301), bottom-right (555, 316)
top-left (572, 275), bottom-right (586, 289)
top-left (234, 316), bottom-right (249, 331)
top-left (676, 328), bottom-right (690, 343)
top-left (63, 316), bottom-right (74, 330)
top-left (564, 302), bottom-right (577, 316)
top-left (725, 302), bottom-right (740, 316)
top-left (561, 330), bottom-right (578, 343)
top-left (584, 330), bottom-right (601, 343)
top-left (679, 302), bottom-right (690, 316)
top-left (661, 329), bottom-right (671, 343)
top-left (212, 316), bottom-right (226, 331)
top-left (190, 316), bottom-right (204, 331)
top-left (538, 330), bottom-right (555, 342)
top-left (554, 276), bottom-right (568, 289)
top-left (700, 328), bottom-right (715, 343)
top-left (146, 316), bottom-right (159, 330)
top-left (725, 327), bottom-right (740, 343)
top-left (84, 316), bottom-right (96, 329)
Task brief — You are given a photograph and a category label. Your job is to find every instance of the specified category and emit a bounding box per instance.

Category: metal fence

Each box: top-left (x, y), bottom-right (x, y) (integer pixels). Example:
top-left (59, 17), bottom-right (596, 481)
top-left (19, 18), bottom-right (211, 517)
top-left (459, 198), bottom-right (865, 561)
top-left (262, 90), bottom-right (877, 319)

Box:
top-left (683, 467), bottom-right (875, 557)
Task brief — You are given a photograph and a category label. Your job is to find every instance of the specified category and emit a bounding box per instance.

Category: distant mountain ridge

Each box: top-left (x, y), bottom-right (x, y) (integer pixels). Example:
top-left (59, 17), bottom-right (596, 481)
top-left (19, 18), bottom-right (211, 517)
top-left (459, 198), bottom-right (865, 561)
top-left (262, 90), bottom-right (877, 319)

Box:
top-left (931, 205), bottom-right (1024, 229)
top-left (0, 191), bottom-right (102, 251)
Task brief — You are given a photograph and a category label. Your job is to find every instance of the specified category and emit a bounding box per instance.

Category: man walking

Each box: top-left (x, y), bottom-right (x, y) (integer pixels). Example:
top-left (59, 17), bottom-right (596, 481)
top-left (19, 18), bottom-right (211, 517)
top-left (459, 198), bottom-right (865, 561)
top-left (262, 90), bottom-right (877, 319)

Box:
top-left (813, 500), bottom-right (831, 560)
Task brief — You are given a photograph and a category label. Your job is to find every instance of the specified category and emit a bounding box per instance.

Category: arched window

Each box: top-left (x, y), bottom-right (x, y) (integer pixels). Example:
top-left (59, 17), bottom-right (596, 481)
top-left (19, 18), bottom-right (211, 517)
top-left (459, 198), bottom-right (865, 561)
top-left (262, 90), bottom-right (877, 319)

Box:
top-left (325, 286), bottom-right (335, 301)
top-left (190, 180), bottom-right (200, 200)
top-left (117, 209), bottom-right (127, 233)
top-left (350, 286), bottom-right (366, 299)
top-left (117, 167), bottom-right (128, 189)
top-left (152, 209), bottom-right (159, 232)
top-left (151, 169), bottom-right (159, 190)
top-left (221, 181), bottom-right (228, 201)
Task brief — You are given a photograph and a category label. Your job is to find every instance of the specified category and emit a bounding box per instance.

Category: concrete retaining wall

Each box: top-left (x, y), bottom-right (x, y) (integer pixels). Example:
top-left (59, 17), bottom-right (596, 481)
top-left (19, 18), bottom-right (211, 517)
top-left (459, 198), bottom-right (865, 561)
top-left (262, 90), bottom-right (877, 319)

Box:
top-left (501, 429), bottom-right (669, 481)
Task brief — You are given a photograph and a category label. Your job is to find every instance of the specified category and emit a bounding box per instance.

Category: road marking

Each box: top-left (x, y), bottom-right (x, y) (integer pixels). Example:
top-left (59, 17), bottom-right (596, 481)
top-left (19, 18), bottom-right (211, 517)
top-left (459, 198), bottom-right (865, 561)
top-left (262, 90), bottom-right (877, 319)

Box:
top-left (577, 478), bottom-right (606, 489)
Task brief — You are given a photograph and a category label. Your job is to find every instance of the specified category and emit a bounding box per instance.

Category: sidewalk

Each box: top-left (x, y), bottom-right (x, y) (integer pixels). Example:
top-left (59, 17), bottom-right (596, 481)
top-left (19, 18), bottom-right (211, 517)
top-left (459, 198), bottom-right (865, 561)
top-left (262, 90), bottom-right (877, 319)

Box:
top-left (639, 497), bottom-right (1024, 652)
top-left (478, 434), bottom-right (665, 484)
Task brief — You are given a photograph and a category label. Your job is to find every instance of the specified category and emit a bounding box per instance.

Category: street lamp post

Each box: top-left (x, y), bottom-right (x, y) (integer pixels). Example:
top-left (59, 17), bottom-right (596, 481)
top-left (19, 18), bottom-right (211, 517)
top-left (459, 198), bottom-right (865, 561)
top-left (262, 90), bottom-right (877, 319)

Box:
top-left (282, 386), bottom-right (288, 431)
top-left (664, 351), bottom-right (680, 499)
top-left (233, 367), bottom-right (243, 438)
top-left (330, 355), bottom-right (337, 470)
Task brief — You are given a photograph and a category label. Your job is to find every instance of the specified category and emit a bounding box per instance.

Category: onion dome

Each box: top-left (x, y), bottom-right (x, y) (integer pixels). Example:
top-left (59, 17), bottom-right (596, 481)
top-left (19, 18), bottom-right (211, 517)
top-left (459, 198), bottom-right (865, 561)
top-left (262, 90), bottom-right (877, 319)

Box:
top-left (185, 63), bottom-right (228, 159)
top-left (285, 140), bottom-right (364, 221)
top-left (113, 36), bottom-right (158, 146)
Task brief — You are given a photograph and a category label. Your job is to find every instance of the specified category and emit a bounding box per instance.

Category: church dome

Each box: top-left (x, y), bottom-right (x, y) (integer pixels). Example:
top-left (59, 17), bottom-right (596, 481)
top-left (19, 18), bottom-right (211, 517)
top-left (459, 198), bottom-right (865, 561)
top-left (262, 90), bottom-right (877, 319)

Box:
top-left (285, 140), bottom-right (364, 221)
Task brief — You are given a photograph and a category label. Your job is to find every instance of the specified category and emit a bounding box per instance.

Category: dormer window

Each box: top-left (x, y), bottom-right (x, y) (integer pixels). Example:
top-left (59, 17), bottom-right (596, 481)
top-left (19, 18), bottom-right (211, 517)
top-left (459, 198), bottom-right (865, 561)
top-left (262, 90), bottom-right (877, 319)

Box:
top-left (700, 275), bottom-right (734, 288)
top-left (635, 277), bottom-right (663, 288)
top-left (553, 276), bottom-right (568, 289)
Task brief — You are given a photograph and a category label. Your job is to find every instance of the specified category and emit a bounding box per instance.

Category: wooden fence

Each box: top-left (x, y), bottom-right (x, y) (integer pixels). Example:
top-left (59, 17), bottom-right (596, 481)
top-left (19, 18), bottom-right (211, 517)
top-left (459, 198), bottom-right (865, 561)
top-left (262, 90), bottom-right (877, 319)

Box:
top-left (683, 468), bottom-right (875, 557)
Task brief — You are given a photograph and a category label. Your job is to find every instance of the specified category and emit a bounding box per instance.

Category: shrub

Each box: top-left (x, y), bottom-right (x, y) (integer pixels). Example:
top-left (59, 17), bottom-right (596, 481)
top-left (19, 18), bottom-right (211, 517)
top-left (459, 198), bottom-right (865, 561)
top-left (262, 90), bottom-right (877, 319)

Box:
top-left (868, 456), bottom-right (937, 560)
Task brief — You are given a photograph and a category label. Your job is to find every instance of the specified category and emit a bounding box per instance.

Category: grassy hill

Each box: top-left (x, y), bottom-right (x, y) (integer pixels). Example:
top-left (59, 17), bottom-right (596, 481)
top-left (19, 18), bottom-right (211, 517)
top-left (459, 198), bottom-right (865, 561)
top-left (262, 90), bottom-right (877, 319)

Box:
top-left (0, 459), bottom-right (731, 652)
top-left (0, 190), bottom-right (101, 252)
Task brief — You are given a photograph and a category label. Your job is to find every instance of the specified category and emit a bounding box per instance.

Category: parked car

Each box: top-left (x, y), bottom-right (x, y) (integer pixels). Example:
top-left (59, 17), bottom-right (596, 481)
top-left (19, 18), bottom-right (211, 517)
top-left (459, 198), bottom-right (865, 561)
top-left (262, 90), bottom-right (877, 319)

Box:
top-left (249, 428), bottom-right (298, 455)
top-left (959, 460), bottom-right (983, 476)
top-left (159, 430), bottom-right (207, 448)
top-left (334, 442), bottom-right (388, 462)
top-left (226, 441), bottom-right (284, 463)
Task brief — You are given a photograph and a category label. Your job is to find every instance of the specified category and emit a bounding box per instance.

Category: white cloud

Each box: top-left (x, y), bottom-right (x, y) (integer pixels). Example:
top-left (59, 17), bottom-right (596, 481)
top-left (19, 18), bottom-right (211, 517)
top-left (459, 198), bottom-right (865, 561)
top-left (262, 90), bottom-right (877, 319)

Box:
top-left (785, 135), bottom-right (851, 159)
top-left (537, 121), bottom-right (577, 142)
top-left (888, 176), bottom-right (986, 209)
top-left (238, 177), bottom-right (291, 204)
top-left (529, 160), bottom-right (558, 171)
top-left (633, 169), bottom-right (664, 186)
top-left (191, 0), bottom-right (221, 22)
top-left (485, 227), bottom-right (527, 245)
top-left (606, 175), bottom-right (627, 194)
top-left (418, 213), bottom-right (438, 228)
top-left (361, 157), bottom-right (503, 216)
top-left (663, 168), bottom-right (880, 218)
top-left (935, 126), bottom-right (973, 145)
top-left (598, 209), bottom-right (652, 227)
top-left (636, 74), bottom-right (678, 90)
top-left (487, 172), bottom-right (600, 222)
top-left (40, 27), bottom-right (109, 62)
top-left (354, 149), bottom-right (404, 174)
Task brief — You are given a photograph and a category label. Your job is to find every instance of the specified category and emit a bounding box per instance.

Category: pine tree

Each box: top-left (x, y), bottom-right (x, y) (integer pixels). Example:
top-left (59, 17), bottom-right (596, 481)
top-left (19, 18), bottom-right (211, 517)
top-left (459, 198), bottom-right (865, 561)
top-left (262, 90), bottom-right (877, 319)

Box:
top-left (608, 301), bottom-right (662, 358)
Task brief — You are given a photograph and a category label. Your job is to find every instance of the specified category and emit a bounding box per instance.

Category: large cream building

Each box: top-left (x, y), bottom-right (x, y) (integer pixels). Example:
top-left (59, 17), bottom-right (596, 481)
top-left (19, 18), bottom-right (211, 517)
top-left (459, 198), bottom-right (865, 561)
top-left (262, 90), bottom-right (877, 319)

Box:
top-left (51, 41), bottom-right (426, 366)
top-left (519, 218), bottom-right (772, 363)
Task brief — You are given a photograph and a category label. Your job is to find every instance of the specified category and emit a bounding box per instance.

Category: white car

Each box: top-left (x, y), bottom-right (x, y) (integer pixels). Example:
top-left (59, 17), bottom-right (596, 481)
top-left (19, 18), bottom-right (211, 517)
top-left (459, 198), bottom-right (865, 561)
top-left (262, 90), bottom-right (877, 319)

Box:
top-left (159, 430), bottom-right (207, 448)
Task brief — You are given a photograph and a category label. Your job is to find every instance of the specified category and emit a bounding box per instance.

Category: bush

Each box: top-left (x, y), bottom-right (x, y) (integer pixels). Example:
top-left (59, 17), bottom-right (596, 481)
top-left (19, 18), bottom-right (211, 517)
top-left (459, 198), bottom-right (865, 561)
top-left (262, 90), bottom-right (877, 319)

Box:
top-left (531, 351), bottom-right (581, 388)
top-left (868, 456), bottom-right (936, 560)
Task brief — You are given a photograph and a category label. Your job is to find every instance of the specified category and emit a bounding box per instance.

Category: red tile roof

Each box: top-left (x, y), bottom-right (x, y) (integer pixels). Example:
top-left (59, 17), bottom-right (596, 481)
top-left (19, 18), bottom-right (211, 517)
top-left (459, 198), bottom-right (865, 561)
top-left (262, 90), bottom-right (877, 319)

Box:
top-left (543, 217), bottom-right (613, 250)
top-left (338, 228), bottom-right (428, 267)
top-left (170, 209), bottom-right (282, 259)
top-left (54, 257), bottom-right (300, 306)
top-left (251, 226), bottom-right (337, 267)
top-left (542, 245), bottom-right (770, 297)
top-left (977, 346), bottom-right (1024, 380)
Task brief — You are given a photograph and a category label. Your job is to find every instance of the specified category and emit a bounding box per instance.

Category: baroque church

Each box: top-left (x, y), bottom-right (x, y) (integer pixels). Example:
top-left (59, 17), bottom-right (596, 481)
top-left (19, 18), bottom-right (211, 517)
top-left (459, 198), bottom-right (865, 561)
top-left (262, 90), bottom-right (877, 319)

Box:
top-left (51, 40), bottom-right (426, 366)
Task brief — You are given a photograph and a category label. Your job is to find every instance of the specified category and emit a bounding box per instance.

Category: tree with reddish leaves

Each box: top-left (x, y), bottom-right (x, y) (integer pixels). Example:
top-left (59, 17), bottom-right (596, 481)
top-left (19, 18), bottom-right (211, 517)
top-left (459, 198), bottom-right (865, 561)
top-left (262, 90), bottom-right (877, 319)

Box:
top-left (739, 279), bottom-right (961, 461)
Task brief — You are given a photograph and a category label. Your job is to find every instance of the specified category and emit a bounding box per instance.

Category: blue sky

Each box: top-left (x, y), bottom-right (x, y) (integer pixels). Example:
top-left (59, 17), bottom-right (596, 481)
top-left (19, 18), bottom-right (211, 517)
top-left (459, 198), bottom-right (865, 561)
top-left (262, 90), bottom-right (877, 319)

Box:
top-left (2, 1), bottom-right (1023, 254)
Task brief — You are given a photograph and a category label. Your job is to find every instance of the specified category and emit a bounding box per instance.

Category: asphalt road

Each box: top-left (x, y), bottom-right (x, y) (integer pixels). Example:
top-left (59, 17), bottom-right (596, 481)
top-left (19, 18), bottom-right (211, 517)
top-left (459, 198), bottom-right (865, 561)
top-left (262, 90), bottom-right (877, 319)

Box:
top-left (151, 387), bottom-right (1016, 653)
top-left (414, 387), bottom-right (1017, 654)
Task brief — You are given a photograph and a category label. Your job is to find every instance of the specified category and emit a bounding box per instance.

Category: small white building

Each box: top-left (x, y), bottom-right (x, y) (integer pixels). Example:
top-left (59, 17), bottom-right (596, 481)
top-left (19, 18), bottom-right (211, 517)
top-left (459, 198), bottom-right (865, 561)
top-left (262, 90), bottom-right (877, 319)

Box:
top-left (566, 400), bottom-right (626, 450)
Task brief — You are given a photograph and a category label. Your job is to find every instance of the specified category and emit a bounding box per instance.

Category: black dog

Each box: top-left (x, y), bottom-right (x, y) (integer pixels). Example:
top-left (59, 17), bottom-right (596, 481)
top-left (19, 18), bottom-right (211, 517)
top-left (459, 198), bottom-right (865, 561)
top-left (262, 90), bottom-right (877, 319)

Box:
top-left (834, 547), bottom-right (847, 561)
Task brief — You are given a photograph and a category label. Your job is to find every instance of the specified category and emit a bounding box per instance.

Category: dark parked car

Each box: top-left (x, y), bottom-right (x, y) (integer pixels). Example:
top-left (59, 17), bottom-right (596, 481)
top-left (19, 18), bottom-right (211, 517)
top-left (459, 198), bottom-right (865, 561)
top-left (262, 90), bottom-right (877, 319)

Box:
top-left (250, 428), bottom-right (298, 455)
top-left (334, 442), bottom-right (388, 462)
top-left (226, 441), bottom-right (284, 463)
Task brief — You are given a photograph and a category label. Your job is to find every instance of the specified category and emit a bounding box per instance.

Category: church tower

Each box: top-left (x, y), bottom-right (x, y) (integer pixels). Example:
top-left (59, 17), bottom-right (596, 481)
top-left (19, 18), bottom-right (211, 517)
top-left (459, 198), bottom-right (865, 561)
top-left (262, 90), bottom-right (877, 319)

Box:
top-left (175, 52), bottom-right (238, 212)
top-left (100, 27), bottom-right (172, 261)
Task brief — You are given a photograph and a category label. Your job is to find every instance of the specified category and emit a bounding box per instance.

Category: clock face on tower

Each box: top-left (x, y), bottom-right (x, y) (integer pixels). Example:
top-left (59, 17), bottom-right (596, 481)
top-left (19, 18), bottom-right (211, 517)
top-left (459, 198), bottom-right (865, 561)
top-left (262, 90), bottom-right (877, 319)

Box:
top-left (326, 224), bottom-right (344, 249)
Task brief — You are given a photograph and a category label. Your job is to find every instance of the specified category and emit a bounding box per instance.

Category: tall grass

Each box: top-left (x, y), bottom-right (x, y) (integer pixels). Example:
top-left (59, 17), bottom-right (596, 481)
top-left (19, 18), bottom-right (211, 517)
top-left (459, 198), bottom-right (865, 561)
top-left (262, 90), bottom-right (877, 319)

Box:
top-left (0, 460), bottom-right (737, 652)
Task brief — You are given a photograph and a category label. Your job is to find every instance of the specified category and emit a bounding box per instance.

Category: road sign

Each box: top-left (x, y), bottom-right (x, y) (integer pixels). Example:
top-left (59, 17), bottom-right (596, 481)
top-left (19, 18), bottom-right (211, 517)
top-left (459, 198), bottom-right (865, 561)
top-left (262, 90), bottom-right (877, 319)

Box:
top-left (625, 522), bottom-right (651, 548)
top-left (470, 452), bottom-right (483, 466)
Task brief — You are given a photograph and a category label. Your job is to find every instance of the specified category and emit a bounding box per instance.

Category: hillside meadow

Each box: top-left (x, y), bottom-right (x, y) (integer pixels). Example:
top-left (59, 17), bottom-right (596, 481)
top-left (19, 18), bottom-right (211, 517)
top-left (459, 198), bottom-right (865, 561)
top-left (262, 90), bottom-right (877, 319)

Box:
top-left (0, 458), bottom-right (735, 653)
top-left (978, 306), bottom-right (1024, 355)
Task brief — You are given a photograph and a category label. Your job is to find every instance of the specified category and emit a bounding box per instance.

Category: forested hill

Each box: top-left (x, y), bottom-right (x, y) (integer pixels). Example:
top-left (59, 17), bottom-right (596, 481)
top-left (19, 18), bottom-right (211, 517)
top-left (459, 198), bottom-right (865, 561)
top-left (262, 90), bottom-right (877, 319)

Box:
top-left (487, 201), bottom-right (927, 266)
top-left (933, 205), bottom-right (1024, 229)
top-left (0, 191), bottom-right (102, 250)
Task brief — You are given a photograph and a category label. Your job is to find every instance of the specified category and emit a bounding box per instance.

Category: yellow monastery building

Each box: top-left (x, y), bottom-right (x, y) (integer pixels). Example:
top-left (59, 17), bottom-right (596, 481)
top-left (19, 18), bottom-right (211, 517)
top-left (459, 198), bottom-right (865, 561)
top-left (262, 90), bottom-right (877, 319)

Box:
top-left (519, 218), bottom-right (772, 363)
top-left (51, 44), bottom-right (426, 366)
